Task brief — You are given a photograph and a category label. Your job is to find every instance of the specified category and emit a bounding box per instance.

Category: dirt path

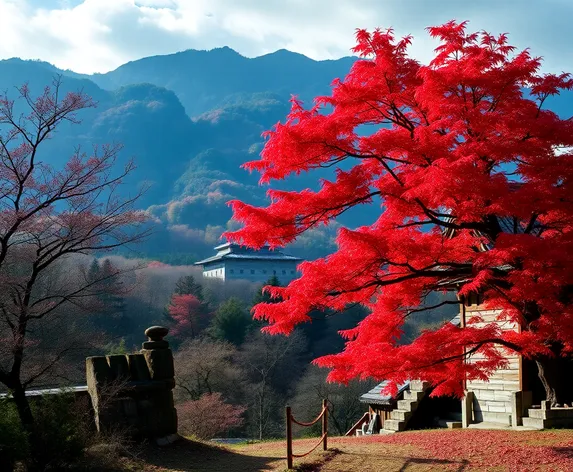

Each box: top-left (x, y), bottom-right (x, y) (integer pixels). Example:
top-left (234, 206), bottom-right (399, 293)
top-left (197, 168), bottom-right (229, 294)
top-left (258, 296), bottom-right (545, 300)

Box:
top-left (125, 429), bottom-right (573, 472)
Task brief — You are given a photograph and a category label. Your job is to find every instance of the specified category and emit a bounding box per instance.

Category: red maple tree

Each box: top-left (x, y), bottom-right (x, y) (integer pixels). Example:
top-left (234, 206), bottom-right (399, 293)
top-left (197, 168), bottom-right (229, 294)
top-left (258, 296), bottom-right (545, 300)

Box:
top-left (226, 21), bottom-right (573, 404)
top-left (167, 293), bottom-right (208, 338)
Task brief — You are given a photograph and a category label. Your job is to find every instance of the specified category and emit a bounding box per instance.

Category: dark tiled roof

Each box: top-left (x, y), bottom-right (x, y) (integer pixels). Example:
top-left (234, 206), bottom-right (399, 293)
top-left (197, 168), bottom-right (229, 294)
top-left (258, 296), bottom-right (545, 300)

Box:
top-left (360, 380), bottom-right (410, 405)
top-left (359, 315), bottom-right (461, 405)
top-left (195, 242), bottom-right (302, 266)
top-left (195, 253), bottom-right (301, 265)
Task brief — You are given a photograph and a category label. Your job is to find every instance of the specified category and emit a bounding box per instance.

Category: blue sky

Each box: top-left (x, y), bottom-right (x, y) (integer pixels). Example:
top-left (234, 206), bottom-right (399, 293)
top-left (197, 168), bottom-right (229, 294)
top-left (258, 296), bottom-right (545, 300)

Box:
top-left (2, 0), bottom-right (572, 74)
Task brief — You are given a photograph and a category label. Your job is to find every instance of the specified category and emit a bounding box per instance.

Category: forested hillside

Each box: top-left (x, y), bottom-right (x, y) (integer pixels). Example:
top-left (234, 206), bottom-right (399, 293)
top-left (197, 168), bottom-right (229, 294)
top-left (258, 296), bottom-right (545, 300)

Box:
top-left (0, 52), bottom-right (364, 263)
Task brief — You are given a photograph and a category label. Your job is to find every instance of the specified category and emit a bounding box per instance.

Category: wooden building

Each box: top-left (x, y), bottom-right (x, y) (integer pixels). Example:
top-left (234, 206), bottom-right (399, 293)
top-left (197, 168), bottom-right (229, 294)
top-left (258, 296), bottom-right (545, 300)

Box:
top-left (355, 293), bottom-right (573, 432)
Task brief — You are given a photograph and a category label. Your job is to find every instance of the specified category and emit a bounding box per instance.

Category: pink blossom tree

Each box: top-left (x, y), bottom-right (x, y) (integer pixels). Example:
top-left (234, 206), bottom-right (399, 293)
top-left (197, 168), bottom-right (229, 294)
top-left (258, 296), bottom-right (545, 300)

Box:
top-left (177, 392), bottom-right (246, 439)
top-left (0, 77), bottom-right (148, 457)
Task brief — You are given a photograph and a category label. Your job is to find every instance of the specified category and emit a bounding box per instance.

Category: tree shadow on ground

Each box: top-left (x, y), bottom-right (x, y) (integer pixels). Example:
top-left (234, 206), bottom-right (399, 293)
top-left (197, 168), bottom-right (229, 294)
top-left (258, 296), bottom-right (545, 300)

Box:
top-left (551, 446), bottom-right (573, 460)
top-left (398, 457), bottom-right (469, 471)
top-left (324, 450), bottom-right (469, 472)
top-left (139, 437), bottom-right (283, 472)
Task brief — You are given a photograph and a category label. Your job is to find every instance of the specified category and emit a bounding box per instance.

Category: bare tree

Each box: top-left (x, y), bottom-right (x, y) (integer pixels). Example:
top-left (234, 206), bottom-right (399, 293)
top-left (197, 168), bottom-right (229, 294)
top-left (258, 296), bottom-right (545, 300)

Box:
top-left (0, 77), bottom-right (148, 465)
top-left (174, 338), bottom-right (245, 403)
top-left (240, 330), bottom-right (306, 440)
top-left (291, 365), bottom-right (375, 436)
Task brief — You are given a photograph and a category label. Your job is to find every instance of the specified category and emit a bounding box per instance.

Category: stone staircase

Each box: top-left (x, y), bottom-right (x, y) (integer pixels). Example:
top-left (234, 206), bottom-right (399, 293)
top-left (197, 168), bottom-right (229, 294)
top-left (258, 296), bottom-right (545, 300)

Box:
top-left (383, 380), bottom-right (430, 432)
top-left (522, 405), bottom-right (573, 429)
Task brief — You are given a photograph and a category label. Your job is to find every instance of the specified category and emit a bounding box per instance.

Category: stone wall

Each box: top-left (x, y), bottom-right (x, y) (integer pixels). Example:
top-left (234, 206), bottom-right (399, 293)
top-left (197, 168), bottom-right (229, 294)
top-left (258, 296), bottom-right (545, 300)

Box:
top-left (86, 326), bottom-right (178, 444)
top-left (464, 307), bottom-right (522, 425)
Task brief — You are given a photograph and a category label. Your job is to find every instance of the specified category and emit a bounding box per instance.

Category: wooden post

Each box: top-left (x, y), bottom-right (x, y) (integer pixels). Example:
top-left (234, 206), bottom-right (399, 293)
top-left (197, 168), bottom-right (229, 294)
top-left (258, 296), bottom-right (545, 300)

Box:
top-left (322, 399), bottom-right (328, 451)
top-left (286, 406), bottom-right (293, 469)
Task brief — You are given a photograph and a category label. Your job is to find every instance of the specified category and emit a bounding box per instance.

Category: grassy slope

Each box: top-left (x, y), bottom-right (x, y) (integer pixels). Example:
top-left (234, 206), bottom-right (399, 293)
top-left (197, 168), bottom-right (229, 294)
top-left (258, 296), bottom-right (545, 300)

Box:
top-left (117, 429), bottom-right (573, 472)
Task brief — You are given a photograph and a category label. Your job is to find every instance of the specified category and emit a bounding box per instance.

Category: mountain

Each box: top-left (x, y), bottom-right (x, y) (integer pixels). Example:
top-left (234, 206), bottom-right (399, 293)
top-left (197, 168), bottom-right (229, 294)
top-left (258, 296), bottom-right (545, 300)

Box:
top-left (3, 49), bottom-right (570, 264)
top-left (87, 47), bottom-right (358, 117)
top-left (0, 51), bottom-right (361, 262)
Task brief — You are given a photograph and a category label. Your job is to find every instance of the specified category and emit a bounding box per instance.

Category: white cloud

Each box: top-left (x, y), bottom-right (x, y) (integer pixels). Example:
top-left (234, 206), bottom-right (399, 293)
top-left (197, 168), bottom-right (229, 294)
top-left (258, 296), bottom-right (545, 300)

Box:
top-left (0, 0), bottom-right (572, 74)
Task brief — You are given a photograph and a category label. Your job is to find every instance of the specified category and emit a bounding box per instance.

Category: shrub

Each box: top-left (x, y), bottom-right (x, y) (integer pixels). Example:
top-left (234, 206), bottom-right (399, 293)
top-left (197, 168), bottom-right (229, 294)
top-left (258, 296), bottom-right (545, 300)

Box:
top-left (0, 399), bottom-right (29, 469)
top-left (0, 392), bottom-right (92, 470)
top-left (178, 393), bottom-right (246, 439)
top-left (30, 392), bottom-right (92, 469)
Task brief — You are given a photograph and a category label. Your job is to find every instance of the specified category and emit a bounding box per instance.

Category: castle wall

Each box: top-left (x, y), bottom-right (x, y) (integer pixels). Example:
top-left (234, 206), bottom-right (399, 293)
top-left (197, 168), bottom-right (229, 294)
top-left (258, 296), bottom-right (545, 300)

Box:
top-left (204, 259), bottom-right (300, 284)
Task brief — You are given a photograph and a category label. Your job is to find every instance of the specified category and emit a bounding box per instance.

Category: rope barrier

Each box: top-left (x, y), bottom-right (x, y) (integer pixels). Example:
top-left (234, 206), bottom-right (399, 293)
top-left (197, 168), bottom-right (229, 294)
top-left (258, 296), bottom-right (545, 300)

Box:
top-left (290, 406), bottom-right (326, 427)
top-left (285, 399), bottom-right (328, 469)
top-left (292, 432), bottom-right (328, 458)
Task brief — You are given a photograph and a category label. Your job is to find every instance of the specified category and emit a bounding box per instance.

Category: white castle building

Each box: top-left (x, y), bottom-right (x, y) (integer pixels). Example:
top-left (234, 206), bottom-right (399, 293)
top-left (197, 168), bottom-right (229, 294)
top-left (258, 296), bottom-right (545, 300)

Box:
top-left (194, 242), bottom-right (302, 284)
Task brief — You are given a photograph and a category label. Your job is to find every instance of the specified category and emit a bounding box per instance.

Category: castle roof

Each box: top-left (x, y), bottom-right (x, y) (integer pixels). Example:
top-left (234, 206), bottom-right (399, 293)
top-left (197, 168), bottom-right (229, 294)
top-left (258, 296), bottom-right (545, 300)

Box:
top-left (194, 242), bottom-right (302, 266)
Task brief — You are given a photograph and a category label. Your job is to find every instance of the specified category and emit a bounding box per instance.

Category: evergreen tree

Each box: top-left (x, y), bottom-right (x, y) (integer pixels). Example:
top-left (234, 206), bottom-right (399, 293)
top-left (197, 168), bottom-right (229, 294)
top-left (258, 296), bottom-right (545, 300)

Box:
top-left (87, 258), bottom-right (101, 286)
top-left (252, 275), bottom-right (282, 306)
top-left (174, 274), bottom-right (204, 300)
top-left (209, 298), bottom-right (252, 346)
top-left (95, 259), bottom-right (130, 335)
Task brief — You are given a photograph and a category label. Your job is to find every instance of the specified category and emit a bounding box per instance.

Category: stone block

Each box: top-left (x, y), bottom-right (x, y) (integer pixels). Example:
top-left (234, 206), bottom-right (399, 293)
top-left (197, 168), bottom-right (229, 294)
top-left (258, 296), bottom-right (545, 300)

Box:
top-left (107, 355), bottom-right (130, 381)
top-left (86, 356), bottom-right (112, 387)
top-left (511, 391), bottom-right (522, 427)
top-left (522, 417), bottom-right (545, 429)
top-left (409, 380), bottom-right (429, 391)
top-left (142, 340), bottom-right (169, 350)
top-left (384, 419), bottom-right (406, 432)
top-left (462, 391), bottom-right (473, 427)
top-left (86, 326), bottom-right (178, 441)
top-left (128, 354), bottom-right (151, 381)
top-left (486, 402), bottom-right (510, 413)
top-left (481, 412), bottom-right (512, 425)
top-left (397, 399), bottom-right (417, 411)
top-left (475, 390), bottom-right (496, 401)
top-left (142, 348), bottom-right (175, 381)
top-left (494, 390), bottom-right (512, 401)
top-left (390, 409), bottom-right (411, 421)
top-left (502, 382), bottom-right (521, 391)
top-left (403, 390), bottom-right (425, 401)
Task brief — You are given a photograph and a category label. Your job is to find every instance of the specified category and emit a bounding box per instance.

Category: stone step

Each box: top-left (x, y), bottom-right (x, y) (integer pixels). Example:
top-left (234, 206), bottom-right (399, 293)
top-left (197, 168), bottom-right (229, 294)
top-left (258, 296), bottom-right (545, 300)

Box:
top-left (403, 390), bottom-right (425, 401)
top-left (522, 417), bottom-right (545, 430)
top-left (410, 380), bottom-right (430, 391)
top-left (397, 399), bottom-right (418, 411)
top-left (437, 419), bottom-right (462, 429)
top-left (527, 409), bottom-right (549, 419)
top-left (384, 419), bottom-right (406, 432)
top-left (528, 408), bottom-right (573, 419)
top-left (390, 409), bottom-right (412, 421)
top-left (379, 429), bottom-right (396, 435)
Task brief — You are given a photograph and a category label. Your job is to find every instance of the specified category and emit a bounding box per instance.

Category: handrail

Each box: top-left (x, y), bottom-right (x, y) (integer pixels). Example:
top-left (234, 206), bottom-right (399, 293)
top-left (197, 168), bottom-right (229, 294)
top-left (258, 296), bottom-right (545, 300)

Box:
top-left (285, 399), bottom-right (328, 469)
top-left (345, 411), bottom-right (371, 436)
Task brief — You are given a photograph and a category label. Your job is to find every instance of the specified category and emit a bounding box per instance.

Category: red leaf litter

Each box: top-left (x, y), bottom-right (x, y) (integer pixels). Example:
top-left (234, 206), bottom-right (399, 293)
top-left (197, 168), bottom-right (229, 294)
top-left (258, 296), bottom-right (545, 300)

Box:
top-left (348, 430), bottom-right (573, 471)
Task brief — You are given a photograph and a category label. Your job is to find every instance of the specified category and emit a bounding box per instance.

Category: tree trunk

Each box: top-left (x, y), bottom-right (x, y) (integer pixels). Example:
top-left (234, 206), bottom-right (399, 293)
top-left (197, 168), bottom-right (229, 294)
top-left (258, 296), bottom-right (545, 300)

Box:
top-left (12, 385), bottom-right (41, 471)
top-left (535, 348), bottom-right (568, 407)
top-left (12, 384), bottom-right (34, 435)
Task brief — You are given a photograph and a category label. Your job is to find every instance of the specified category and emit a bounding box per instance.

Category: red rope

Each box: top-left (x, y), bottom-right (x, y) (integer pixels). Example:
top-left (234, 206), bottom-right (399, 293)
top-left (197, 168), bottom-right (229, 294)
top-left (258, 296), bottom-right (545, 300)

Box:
top-left (290, 407), bottom-right (326, 427)
top-left (292, 433), bottom-right (327, 458)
